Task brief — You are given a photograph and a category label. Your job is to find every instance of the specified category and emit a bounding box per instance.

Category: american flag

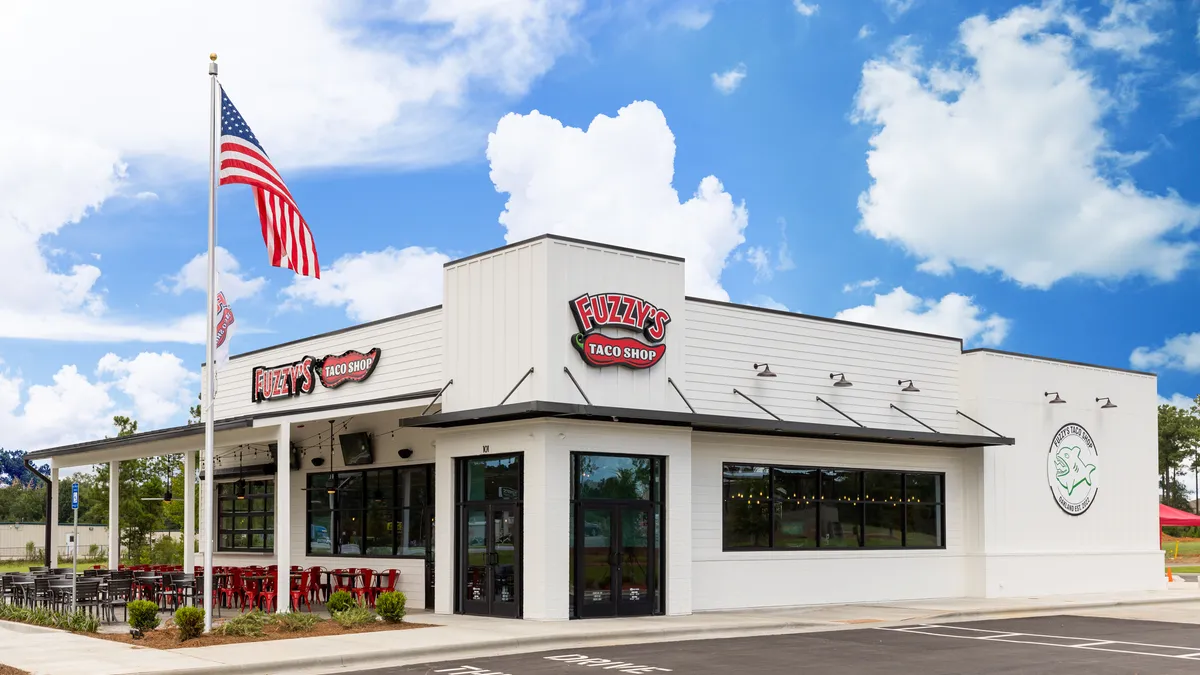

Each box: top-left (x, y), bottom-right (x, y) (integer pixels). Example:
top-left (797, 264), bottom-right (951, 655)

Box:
top-left (218, 87), bottom-right (320, 278)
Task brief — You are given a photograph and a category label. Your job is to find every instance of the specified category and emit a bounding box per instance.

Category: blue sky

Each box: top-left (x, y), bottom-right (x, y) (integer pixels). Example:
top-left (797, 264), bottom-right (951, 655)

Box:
top-left (1, 0), bottom-right (1198, 451)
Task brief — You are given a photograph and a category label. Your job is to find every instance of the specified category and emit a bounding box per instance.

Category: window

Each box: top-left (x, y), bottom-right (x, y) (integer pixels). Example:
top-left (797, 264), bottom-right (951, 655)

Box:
top-left (306, 465), bottom-right (434, 558)
top-left (217, 479), bottom-right (275, 552)
top-left (721, 464), bottom-right (945, 550)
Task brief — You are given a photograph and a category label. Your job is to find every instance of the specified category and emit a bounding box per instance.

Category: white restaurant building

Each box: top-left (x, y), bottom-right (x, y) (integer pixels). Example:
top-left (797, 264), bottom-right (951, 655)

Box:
top-left (27, 235), bottom-right (1164, 620)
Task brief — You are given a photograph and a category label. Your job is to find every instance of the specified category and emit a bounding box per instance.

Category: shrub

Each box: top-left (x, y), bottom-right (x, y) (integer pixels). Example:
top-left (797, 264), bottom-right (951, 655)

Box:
top-left (332, 604), bottom-right (374, 629)
top-left (270, 612), bottom-right (318, 632)
top-left (174, 606), bottom-right (205, 642)
top-left (326, 590), bottom-right (354, 613)
top-left (375, 592), bottom-right (406, 623)
top-left (217, 609), bottom-right (271, 637)
top-left (128, 600), bottom-right (160, 631)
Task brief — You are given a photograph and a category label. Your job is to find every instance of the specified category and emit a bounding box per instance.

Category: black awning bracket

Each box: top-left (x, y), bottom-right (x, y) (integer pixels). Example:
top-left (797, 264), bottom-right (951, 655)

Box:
top-left (816, 396), bottom-right (866, 428)
top-left (499, 367), bottom-right (535, 406)
top-left (890, 403), bottom-right (938, 433)
top-left (421, 379), bottom-right (454, 416)
top-left (667, 377), bottom-right (695, 414)
top-left (562, 367), bottom-right (592, 405)
top-left (956, 410), bottom-right (1007, 439)
top-left (733, 388), bottom-right (782, 421)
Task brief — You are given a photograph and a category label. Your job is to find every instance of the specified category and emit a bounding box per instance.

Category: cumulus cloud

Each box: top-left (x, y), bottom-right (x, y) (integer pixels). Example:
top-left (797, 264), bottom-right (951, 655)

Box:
top-left (0, 0), bottom-right (582, 342)
top-left (843, 278), bottom-right (881, 293)
top-left (1158, 392), bottom-right (1197, 409)
top-left (853, 3), bottom-right (1200, 289)
top-left (665, 6), bottom-right (712, 30)
top-left (1069, 0), bottom-right (1167, 61)
top-left (793, 1), bottom-right (819, 17)
top-left (97, 352), bottom-right (198, 426)
top-left (712, 64), bottom-right (748, 94)
top-left (835, 287), bottom-right (1010, 346)
top-left (1131, 332), bottom-right (1200, 373)
top-left (858, 25), bottom-right (874, 39)
top-left (880, 0), bottom-right (917, 19)
top-left (283, 246), bottom-right (449, 322)
top-left (163, 246), bottom-right (267, 304)
top-left (0, 350), bottom-right (197, 451)
top-left (487, 101), bottom-right (749, 300)
top-left (748, 295), bottom-right (790, 311)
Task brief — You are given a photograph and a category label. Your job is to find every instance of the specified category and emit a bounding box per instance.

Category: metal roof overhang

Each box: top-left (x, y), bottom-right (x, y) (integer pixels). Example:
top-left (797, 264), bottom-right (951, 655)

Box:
top-left (400, 400), bottom-right (1014, 448)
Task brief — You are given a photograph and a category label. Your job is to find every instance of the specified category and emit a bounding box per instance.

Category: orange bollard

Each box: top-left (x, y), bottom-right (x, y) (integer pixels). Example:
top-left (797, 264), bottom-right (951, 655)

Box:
top-left (1168, 568), bottom-right (1174, 582)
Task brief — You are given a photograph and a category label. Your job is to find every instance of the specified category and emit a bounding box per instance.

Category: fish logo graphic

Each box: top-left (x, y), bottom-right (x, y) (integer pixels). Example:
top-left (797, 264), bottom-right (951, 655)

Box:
top-left (1046, 423), bottom-right (1099, 516)
top-left (1054, 446), bottom-right (1096, 496)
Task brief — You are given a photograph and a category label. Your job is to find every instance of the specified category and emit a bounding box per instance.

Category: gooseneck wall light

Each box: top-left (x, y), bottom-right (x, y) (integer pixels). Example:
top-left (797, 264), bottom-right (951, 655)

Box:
top-left (829, 372), bottom-right (852, 387)
top-left (898, 379), bottom-right (920, 392)
top-left (1096, 397), bottom-right (1117, 409)
top-left (1044, 391), bottom-right (1066, 404)
top-left (753, 363), bottom-right (776, 378)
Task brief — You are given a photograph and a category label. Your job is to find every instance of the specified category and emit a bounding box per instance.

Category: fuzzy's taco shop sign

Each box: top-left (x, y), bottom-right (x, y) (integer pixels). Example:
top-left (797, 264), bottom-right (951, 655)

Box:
top-left (252, 348), bottom-right (381, 403)
top-left (570, 292), bottom-right (671, 369)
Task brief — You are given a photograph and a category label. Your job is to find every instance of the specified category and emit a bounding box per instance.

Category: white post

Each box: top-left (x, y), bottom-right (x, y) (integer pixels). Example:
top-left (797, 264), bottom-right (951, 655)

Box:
top-left (50, 465), bottom-right (60, 567)
top-left (202, 53), bottom-right (220, 633)
top-left (108, 461), bottom-right (120, 569)
top-left (184, 451), bottom-right (196, 572)
top-left (275, 423), bottom-right (291, 613)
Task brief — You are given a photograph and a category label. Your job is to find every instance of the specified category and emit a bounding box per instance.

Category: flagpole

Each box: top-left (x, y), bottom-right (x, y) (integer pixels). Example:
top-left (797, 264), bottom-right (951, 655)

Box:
top-left (203, 52), bottom-right (219, 634)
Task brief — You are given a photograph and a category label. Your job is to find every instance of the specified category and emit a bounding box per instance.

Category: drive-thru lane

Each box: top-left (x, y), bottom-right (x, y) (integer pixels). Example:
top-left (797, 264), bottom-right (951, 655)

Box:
top-left (359, 615), bottom-right (1200, 675)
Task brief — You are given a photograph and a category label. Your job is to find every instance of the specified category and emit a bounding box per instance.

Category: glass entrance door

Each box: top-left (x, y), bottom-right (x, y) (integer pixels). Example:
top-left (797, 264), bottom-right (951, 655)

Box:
top-left (458, 455), bottom-right (523, 618)
top-left (576, 503), bottom-right (655, 618)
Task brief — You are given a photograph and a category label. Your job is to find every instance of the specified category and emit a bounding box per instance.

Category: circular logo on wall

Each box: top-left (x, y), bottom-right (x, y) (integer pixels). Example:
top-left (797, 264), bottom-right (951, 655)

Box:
top-left (1047, 423), bottom-right (1099, 516)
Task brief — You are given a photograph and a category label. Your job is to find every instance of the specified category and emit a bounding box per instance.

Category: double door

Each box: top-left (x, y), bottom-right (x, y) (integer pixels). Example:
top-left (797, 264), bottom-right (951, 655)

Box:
top-left (575, 503), bottom-right (655, 618)
top-left (461, 503), bottom-right (521, 618)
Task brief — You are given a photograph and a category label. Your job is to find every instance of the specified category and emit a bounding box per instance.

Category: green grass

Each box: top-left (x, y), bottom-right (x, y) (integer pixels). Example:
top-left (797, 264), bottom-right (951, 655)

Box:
top-left (1162, 541), bottom-right (1200, 558)
top-left (1169, 566), bottom-right (1200, 573)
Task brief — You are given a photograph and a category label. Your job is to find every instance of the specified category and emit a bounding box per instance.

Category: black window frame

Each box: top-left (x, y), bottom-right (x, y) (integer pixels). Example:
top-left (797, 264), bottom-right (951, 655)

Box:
top-left (217, 478), bottom-right (276, 553)
top-left (306, 464), bottom-right (434, 559)
top-left (721, 463), bottom-right (945, 551)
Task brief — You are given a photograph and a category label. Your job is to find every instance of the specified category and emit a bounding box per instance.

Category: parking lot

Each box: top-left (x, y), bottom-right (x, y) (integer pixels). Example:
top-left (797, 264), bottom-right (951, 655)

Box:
top-left (368, 615), bottom-right (1200, 675)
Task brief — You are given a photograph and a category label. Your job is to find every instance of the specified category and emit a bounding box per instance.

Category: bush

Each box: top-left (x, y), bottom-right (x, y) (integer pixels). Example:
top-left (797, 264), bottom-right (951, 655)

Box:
top-left (0, 603), bottom-right (99, 633)
top-left (332, 603), bottom-right (374, 628)
top-left (270, 612), bottom-right (318, 632)
top-left (174, 606), bottom-right (205, 642)
top-left (326, 590), bottom-right (354, 613)
top-left (375, 592), bottom-right (406, 623)
top-left (128, 600), bottom-right (161, 631)
top-left (217, 609), bottom-right (271, 637)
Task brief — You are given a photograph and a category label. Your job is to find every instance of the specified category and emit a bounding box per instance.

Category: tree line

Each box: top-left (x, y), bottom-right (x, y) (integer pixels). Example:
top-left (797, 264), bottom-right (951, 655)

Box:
top-left (1159, 395), bottom-right (1200, 512)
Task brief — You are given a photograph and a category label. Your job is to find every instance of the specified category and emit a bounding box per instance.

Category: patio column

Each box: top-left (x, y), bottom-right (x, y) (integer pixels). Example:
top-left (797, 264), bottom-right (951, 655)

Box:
top-left (108, 461), bottom-right (120, 569)
top-left (184, 451), bottom-right (196, 571)
top-left (50, 465), bottom-right (60, 567)
top-left (275, 423), bottom-right (291, 613)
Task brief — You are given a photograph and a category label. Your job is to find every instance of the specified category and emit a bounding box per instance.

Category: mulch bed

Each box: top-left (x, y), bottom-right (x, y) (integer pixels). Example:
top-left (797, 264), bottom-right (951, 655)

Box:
top-left (93, 619), bottom-right (435, 649)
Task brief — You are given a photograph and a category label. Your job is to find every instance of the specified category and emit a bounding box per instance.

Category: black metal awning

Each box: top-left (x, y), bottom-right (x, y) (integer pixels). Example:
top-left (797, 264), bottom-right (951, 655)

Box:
top-left (400, 400), bottom-right (1014, 448)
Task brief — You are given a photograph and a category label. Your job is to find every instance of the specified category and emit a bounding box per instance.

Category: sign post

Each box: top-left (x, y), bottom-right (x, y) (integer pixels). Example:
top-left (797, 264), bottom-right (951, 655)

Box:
top-left (70, 482), bottom-right (79, 613)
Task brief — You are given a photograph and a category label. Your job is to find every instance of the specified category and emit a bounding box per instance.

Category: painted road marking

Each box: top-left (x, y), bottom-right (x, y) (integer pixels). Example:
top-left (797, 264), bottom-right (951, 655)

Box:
top-left (544, 654), bottom-right (673, 672)
top-left (874, 624), bottom-right (1200, 661)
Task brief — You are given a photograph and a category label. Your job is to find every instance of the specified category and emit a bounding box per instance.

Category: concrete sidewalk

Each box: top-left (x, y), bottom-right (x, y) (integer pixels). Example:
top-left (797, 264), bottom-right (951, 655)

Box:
top-left (4, 589), bottom-right (1200, 675)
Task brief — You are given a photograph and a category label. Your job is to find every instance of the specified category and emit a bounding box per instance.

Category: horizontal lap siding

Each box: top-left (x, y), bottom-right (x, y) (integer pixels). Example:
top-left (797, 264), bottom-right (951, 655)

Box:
top-left (684, 302), bottom-right (960, 432)
top-left (209, 309), bottom-right (444, 420)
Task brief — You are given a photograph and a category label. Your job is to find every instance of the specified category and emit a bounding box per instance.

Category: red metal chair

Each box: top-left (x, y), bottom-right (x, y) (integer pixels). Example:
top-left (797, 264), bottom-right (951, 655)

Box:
top-left (258, 577), bottom-right (278, 613)
top-left (307, 566), bottom-right (325, 605)
top-left (290, 569), bottom-right (312, 612)
top-left (332, 568), bottom-right (355, 595)
top-left (352, 569), bottom-right (374, 606)
top-left (368, 569), bottom-right (399, 606)
top-left (220, 568), bottom-right (244, 609)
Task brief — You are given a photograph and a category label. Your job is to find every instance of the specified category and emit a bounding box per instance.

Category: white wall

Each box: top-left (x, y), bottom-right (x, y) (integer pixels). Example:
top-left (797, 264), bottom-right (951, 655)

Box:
top-left (960, 351), bottom-right (1163, 597)
top-left (691, 433), bottom-right (972, 610)
top-left (684, 300), bottom-right (961, 432)
top-left (206, 307), bottom-right (443, 421)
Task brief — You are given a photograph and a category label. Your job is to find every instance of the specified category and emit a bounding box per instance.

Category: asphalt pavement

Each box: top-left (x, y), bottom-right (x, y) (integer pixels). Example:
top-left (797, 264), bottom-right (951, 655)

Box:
top-left (362, 615), bottom-right (1200, 675)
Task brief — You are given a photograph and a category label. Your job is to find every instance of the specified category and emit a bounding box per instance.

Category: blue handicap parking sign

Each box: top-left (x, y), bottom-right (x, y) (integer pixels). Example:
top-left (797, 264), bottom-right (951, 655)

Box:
top-left (71, 482), bottom-right (79, 510)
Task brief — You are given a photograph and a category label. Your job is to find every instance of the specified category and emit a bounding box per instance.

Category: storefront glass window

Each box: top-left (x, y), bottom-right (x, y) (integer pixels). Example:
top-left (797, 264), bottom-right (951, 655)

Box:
top-left (577, 455), bottom-right (654, 500)
top-left (306, 465), bottom-right (433, 558)
top-left (467, 456), bottom-right (521, 501)
top-left (722, 463), bottom-right (945, 551)
top-left (217, 479), bottom-right (275, 552)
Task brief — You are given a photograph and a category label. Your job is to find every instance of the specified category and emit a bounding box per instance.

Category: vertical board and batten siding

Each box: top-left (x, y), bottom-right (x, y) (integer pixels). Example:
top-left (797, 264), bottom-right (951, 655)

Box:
top-left (206, 308), bottom-right (444, 421)
top-left (442, 240), bottom-right (548, 412)
top-left (684, 301), bottom-right (961, 432)
top-left (691, 433), bottom-right (971, 610)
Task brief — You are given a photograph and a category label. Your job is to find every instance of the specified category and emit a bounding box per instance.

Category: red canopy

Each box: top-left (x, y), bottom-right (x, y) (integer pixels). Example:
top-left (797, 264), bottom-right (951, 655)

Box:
top-left (1160, 503), bottom-right (1200, 527)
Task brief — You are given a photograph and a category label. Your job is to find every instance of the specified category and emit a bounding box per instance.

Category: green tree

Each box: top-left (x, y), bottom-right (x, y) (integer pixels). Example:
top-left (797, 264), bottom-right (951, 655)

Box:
top-left (1159, 397), bottom-right (1200, 510)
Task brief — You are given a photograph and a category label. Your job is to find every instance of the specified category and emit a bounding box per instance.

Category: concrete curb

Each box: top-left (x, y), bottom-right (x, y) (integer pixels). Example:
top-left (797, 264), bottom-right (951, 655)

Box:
top-left (121, 594), bottom-right (1200, 675)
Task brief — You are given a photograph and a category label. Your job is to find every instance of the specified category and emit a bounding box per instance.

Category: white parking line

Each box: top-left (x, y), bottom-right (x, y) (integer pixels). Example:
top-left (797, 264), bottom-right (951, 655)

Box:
top-left (873, 625), bottom-right (1200, 661)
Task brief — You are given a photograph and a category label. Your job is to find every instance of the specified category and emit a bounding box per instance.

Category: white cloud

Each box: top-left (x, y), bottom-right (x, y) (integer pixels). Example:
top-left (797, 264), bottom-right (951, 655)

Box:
top-left (842, 278), bottom-right (881, 293)
top-left (858, 25), bottom-right (874, 39)
top-left (881, 0), bottom-right (917, 20)
top-left (487, 101), bottom-right (749, 300)
top-left (1131, 332), bottom-right (1200, 373)
top-left (1179, 72), bottom-right (1200, 121)
top-left (835, 287), bottom-right (1010, 346)
top-left (96, 352), bottom-right (198, 426)
top-left (1072, 0), bottom-right (1166, 61)
top-left (0, 365), bottom-right (115, 451)
top-left (748, 295), bottom-right (790, 311)
top-left (853, 4), bottom-right (1200, 289)
top-left (0, 0), bottom-right (582, 343)
top-left (283, 246), bottom-right (449, 322)
top-left (741, 219), bottom-right (794, 283)
top-left (1158, 392), bottom-right (1196, 409)
top-left (666, 6), bottom-right (712, 30)
top-left (163, 246), bottom-right (267, 304)
top-left (133, 191), bottom-right (158, 201)
top-left (712, 63), bottom-right (748, 94)
top-left (793, 1), bottom-right (819, 17)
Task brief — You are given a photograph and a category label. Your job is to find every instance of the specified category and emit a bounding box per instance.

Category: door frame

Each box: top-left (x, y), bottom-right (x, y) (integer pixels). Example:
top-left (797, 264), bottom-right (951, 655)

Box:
top-left (573, 501), bottom-right (656, 618)
top-left (454, 453), bottom-right (524, 618)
